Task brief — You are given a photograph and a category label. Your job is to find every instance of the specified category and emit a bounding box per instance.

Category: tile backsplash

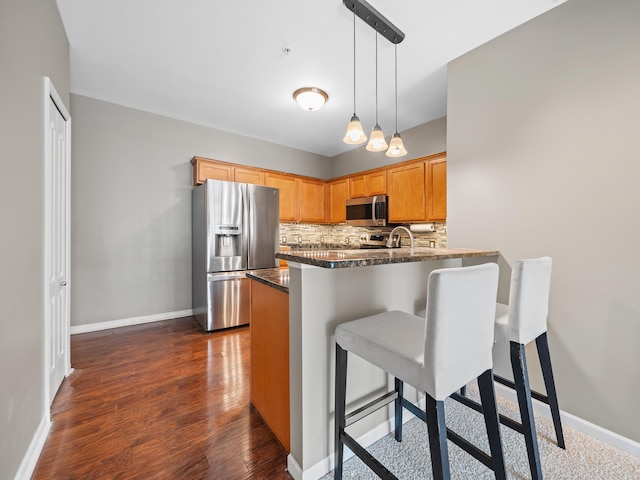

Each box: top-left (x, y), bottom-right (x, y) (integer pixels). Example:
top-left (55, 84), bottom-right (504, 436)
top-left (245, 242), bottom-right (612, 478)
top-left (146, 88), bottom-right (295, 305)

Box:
top-left (279, 223), bottom-right (447, 249)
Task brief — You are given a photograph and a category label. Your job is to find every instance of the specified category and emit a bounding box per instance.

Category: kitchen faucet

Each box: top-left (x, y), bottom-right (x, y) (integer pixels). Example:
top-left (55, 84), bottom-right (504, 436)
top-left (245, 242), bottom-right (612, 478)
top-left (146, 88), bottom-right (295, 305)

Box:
top-left (387, 226), bottom-right (414, 249)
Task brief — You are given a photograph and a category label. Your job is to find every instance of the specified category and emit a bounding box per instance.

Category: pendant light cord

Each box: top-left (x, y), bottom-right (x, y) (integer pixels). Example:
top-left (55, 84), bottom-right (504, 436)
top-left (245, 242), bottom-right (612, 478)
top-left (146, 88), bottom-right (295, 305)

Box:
top-left (353, 11), bottom-right (356, 115)
top-left (374, 24), bottom-right (379, 124)
top-left (394, 43), bottom-right (398, 132)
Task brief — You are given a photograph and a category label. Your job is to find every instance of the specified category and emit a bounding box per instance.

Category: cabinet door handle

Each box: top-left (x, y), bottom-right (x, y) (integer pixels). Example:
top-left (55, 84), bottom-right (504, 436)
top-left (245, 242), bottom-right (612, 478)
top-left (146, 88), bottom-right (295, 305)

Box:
top-left (60, 281), bottom-right (67, 287)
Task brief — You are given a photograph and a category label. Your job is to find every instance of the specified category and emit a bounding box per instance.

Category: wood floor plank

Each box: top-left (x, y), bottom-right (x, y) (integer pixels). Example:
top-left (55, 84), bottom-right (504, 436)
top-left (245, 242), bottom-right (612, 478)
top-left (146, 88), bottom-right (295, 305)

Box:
top-left (32, 317), bottom-right (291, 480)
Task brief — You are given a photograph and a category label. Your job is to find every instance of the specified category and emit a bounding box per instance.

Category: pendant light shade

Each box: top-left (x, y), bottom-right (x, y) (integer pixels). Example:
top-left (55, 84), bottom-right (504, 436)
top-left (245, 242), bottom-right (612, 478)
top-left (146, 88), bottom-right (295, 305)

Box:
top-left (343, 11), bottom-right (367, 145)
top-left (386, 133), bottom-right (407, 157)
top-left (366, 124), bottom-right (388, 152)
top-left (386, 43), bottom-right (407, 157)
top-left (343, 115), bottom-right (367, 144)
top-left (366, 27), bottom-right (387, 152)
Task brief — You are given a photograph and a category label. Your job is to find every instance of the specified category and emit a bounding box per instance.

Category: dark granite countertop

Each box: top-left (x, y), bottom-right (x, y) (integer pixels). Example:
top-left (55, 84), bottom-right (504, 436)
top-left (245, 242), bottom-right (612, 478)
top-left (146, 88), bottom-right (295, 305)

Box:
top-left (275, 247), bottom-right (499, 269)
top-left (247, 268), bottom-right (289, 293)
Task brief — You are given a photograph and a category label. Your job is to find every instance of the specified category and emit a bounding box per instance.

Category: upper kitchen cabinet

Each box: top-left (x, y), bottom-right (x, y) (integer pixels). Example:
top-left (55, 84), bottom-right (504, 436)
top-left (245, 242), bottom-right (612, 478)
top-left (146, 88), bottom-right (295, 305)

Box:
top-left (426, 156), bottom-right (447, 221)
top-left (299, 178), bottom-right (326, 223)
top-left (265, 173), bottom-right (326, 223)
top-left (234, 166), bottom-right (265, 185)
top-left (327, 178), bottom-right (349, 224)
top-left (191, 156), bottom-right (233, 184)
top-left (387, 162), bottom-right (427, 222)
top-left (191, 157), bottom-right (265, 185)
top-left (348, 170), bottom-right (386, 198)
top-left (265, 172), bottom-right (299, 222)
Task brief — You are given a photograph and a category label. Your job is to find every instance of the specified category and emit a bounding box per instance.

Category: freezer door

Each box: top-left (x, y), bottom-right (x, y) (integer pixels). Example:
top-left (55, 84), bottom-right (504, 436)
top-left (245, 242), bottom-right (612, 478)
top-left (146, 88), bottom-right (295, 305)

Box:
top-left (199, 272), bottom-right (250, 331)
top-left (247, 184), bottom-right (280, 269)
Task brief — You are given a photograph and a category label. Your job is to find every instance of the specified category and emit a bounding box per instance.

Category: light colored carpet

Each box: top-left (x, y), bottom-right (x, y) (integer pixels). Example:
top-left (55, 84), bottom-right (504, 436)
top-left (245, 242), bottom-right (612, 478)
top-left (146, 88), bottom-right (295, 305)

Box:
top-left (322, 387), bottom-right (640, 479)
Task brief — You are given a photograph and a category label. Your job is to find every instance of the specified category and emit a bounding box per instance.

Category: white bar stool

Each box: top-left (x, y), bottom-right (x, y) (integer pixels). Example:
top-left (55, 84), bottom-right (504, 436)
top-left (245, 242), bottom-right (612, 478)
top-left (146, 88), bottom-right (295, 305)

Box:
top-left (455, 257), bottom-right (565, 480)
top-left (334, 263), bottom-right (506, 480)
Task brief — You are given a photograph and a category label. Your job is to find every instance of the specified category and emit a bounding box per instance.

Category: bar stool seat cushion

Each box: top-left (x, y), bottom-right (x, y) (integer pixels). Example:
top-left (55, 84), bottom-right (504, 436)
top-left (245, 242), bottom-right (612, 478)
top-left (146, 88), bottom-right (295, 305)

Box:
top-left (336, 310), bottom-right (425, 393)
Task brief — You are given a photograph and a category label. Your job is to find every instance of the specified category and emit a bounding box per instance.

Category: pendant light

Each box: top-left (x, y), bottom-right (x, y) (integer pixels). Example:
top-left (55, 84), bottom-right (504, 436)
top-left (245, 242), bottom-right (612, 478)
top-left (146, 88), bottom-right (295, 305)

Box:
top-left (366, 26), bottom-right (388, 152)
top-left (386, 43), bottom-right (407, 157)
top-left (343, 11), bottom-right (367, 145)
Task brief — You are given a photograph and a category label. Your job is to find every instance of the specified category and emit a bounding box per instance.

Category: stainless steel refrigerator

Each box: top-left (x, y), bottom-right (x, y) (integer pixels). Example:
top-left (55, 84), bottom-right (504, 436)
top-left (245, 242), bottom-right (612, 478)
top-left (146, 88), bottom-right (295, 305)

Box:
top-left (192, 179), bottom-right (280, 331)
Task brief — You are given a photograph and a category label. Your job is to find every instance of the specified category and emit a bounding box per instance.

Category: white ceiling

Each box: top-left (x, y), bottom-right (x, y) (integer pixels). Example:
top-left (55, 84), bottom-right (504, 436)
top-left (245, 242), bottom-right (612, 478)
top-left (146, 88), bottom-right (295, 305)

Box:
top-left (56, 0), bottom-right (565, 157)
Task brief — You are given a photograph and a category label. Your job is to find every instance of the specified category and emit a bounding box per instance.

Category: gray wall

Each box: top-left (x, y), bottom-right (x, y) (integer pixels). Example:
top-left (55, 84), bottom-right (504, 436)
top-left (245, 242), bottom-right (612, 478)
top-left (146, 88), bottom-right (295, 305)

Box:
top-left (71, 94), bottom-right (330, 326)
top-left (447, 0), bottom-right (640, 442)
top-left (0, 0), bottom-right (69, 478)
top-left (330, 116), bottom-right (447, 177)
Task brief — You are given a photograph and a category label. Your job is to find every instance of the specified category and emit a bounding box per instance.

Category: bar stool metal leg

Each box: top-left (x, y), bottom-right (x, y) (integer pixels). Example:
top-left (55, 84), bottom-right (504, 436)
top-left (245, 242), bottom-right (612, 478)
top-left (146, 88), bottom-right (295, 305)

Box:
top-left (426, 395), bottom-right (450, 480)
top-left (395, 378), bottom-right (403, 442)
top-left (510, 341), bottom-right (543, 480)
top-left (335, 344), bottom-right (348, 480)
top-left (477, 370), bottom-right (508, 480)
top-left (536, 332), bottom-right (566, 449)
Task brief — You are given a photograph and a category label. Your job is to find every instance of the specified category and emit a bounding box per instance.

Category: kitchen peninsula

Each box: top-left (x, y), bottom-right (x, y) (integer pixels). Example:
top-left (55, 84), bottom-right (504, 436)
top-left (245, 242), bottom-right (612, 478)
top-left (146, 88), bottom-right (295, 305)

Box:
top-left (274, 247), bottom-right (499, 480)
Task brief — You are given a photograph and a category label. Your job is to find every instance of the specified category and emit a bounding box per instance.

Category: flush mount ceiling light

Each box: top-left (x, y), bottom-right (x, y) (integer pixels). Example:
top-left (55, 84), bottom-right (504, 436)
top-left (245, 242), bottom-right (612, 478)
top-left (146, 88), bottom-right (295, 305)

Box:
top-left (293, 87), bottom-right (328, 111)
top-left (343, 0), bottom-right (405, 155)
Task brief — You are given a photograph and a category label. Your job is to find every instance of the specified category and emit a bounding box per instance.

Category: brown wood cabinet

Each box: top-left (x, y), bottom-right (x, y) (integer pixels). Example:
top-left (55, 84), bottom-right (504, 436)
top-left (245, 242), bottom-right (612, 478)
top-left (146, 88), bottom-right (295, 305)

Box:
top-left (387, 162), bottom-right (427, 222)
top-left (265, 172), bottom-right (299, 222)
top-left (191, 153), bottom-right (446, 224)
top-left (234, 166), bottom-right (264, 185)
top-left (191, 157), bottom-right (264, 185)
top-left (327, 178), bottom-right (349, 224)
top-left (250, 279), bottom-right (290, 451)
top-left (426, 157), bottom-right (447, 221)
top-left (191, 157), bottom-right (233, 185)
top-left (348, 174), bottom-right (366, 198)
top-left (299, 178), bottom-right (326, 223)
top-left (348, 170), bottom-right (386, 198)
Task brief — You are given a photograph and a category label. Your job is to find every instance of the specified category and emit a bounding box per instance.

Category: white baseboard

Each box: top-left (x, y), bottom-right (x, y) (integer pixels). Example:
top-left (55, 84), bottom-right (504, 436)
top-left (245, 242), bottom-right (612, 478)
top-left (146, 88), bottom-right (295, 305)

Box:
top-left (493, 382), bottom-right (640, 458)
top-left (70, 309), bottom-right (194, 335)
top-left (13, 415), bottom-right (51, 480)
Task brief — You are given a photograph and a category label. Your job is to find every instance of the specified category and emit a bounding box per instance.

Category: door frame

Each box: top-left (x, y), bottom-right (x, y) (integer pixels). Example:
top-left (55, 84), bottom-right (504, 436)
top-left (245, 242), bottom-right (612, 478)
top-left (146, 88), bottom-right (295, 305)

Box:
top-left (43, 76), bottom-right (72, 414)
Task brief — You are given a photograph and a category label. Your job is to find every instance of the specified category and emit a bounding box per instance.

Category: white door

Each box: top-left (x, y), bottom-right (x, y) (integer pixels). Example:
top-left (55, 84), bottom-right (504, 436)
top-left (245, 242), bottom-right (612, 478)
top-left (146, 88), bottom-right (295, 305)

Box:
top-left (44, 78), bottom-right (71, 405)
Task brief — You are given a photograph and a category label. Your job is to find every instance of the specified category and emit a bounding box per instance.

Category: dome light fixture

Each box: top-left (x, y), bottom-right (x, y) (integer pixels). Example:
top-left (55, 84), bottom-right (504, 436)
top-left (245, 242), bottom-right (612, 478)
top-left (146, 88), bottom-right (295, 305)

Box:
top-left (293, 87), bottom-right (328, 111)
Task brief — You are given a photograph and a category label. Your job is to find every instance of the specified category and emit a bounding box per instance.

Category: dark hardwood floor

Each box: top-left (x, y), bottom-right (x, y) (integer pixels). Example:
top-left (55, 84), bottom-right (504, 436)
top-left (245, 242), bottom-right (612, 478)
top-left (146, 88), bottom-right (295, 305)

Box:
top-left (32, 317), bottom-right (291, 479)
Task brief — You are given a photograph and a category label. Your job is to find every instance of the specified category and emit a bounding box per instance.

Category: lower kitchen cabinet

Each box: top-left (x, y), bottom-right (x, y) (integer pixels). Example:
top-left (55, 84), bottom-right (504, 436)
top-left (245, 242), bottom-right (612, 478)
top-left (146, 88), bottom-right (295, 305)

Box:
top-left (250, 279), bottom-right (290, 451)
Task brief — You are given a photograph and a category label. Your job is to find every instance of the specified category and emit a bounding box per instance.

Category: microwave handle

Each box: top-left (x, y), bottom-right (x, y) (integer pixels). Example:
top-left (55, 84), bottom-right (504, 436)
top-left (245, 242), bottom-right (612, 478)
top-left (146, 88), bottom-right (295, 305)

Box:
top-left (371, 195), bottom-right (378, 223)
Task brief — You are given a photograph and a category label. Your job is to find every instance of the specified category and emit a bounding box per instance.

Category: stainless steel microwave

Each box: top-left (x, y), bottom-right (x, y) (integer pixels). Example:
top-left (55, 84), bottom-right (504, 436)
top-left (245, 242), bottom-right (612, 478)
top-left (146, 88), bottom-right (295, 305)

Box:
top-left (346, 195), bottom-right (388, 227)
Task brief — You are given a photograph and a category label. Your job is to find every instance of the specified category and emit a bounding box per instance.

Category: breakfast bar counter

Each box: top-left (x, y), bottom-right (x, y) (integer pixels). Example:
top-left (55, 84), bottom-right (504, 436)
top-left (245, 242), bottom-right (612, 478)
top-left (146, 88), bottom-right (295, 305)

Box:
top-left (278, 247), bottom-right (500, 480)
top-left (276, 246), bottom-right (499, 269)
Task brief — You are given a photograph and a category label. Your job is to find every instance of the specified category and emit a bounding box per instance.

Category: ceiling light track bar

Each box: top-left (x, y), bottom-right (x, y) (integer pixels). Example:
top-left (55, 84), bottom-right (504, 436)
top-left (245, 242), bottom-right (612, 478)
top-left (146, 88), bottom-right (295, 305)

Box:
top-left (343, 0), bottom-right (405, 44)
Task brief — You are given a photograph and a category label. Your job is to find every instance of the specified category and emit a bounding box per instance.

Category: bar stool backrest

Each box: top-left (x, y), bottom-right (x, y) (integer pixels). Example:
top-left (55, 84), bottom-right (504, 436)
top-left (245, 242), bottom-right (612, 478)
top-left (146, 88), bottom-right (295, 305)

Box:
top-left (507, 257), bottom-right (552, 345)
top-left (423, 263), bottom-right (499, 401)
